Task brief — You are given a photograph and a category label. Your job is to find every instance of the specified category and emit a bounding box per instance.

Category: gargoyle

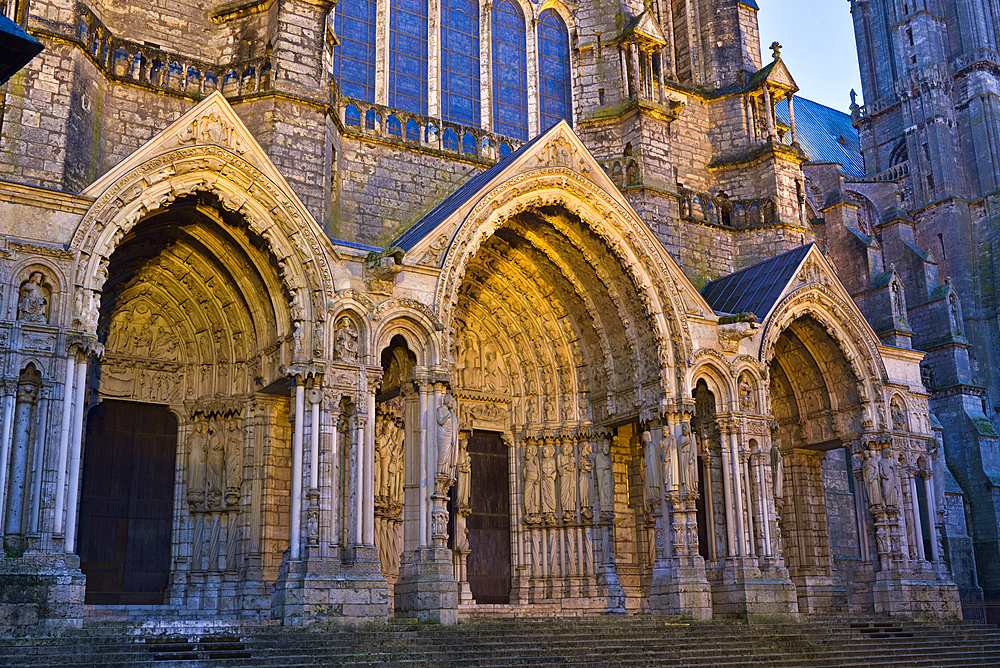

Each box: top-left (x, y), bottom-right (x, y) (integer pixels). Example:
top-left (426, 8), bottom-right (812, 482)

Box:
top-left (717, 313), bottom-right (759, 353)
top-left (365, 247), bottom-right (405, 295)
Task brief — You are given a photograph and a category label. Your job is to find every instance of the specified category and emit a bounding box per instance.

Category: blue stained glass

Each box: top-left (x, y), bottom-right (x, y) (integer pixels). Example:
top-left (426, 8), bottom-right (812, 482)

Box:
top-left (441, 0), bottom-right (480, 126)
top-left (333, 0), bottom-right (377, 103)
top-left (443, 127), bottom-right (460, 151)
top-left (538, 9), bottom-right (572, 131)
top-left (390, 0), bottom-right (428, 115)
top-left (492, 0), bottom-right (528, 141)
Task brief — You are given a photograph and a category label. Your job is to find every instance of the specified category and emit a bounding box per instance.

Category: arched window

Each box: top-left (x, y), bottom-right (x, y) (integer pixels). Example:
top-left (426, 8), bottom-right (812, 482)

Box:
top-left (537, 9), bottom-right (572, 130)
top-left (441, 0), bottom-right (480, 126)
top-left (333, 0), bottom-right (377, 102)
top-left (390, 0), bottom-right (428, 114)
top-left (492, 0), bottom-right (528, 141)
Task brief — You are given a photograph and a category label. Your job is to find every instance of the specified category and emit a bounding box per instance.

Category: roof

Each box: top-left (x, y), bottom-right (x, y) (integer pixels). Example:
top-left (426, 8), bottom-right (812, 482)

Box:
top-left (776, 96), bottom-right (864, 178)
top-left (0, 15), bottom-right (43, 85)
top-left (391, 130), bottom-right (550, 251)
top-left (739, 0), bottom-right (759, 8)
top-left (700, 243), bottom-right (814, 319)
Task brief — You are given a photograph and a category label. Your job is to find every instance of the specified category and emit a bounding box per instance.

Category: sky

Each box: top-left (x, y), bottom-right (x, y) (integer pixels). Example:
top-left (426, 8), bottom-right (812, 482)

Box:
top-left (755, 0), bottom-right (863, 112)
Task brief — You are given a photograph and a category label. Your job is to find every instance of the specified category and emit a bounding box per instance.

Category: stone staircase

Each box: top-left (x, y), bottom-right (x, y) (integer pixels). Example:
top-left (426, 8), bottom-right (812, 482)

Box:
top-left (2, 616), bottom-right (1000, 667)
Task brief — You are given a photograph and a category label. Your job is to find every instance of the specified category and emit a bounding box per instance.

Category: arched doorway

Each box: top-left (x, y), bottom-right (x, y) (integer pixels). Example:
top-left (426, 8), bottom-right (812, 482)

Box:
top-left (76, 192), bottom-right (297, 612)
top-left (768, 314), bottom-right (865, 612)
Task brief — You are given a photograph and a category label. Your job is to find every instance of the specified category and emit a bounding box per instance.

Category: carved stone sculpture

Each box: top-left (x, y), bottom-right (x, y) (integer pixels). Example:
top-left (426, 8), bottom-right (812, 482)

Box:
top-left (206, 421), bottom-right (225, 500)
top-left (641, 430), bottom-right (661, 508)
top-left (224, 418), bottom-right (242, 503)
top-left (879, 448), bottom-right (900, 508)
top-left (863, 449), bottom-right (882, 507)
top-left (334, 316), bottom-right (359, 362)
top-left (522, 443), bottom-right (540, 519)
top-left (680, 423), bottom-right (697, 495)
top-left (596, 437), bottom-right (614, 514)
top-left (739, 375), bottom-right (756, 412)
top-left (436, 394), bottom-right (460, 482)
top-left (661, 429), bottom-right (677, 492)
top-left (578, 440), bottom-right (593, 519)
top-left (770, 440), bottom-right (784, 500)
top-left (18, 272), bottom-right (48, 323)
top-left (187, 421), bottom-right (208, 505)
top-left (558, 440), bottom-right (577, 521)
top-left (457, 436), bottom-right (471, 514)
top-left (540, 443), bottom-right (557, 520)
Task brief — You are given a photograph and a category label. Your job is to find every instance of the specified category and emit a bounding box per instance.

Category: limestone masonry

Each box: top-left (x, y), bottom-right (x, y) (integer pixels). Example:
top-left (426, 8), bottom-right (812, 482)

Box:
top-left (0, 0), bottom-right (995, 630)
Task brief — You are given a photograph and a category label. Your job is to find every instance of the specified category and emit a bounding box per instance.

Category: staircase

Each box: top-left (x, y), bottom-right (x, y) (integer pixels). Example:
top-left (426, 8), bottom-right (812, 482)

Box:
top-left (3, 616), bottom-right (1000, 667)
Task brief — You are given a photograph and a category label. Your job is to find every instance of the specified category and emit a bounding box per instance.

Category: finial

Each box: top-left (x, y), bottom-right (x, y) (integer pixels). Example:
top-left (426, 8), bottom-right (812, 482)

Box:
top-left (770, 41), bottom-right (782, 60)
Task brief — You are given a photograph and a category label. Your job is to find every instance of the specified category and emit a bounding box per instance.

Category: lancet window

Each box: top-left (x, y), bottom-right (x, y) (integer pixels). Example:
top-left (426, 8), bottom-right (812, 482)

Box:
top-left (538, 9), bottom-right (572, 131)
top-left (441, 0), bottom-right (480, 126)
top-left (492, 0), bottom-right (528, 141)
top-left (333, 0), bottom-right (377, 102)
top-left (389, 0), bottom-right (429, 114)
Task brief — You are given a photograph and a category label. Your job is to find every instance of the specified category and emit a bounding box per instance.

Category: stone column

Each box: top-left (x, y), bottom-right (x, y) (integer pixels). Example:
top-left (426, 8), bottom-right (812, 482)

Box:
top-left (480, 0), bottom-right (493, 131)
top-left (619, 47), bottom-right (630, 99)
top-left (0, 381), bottom-right (16, 535)
top-left (658, 48), bottom-right (666, 102)
top-left (907, 468), bottom-right (925, 562)
top-left (290, 377), bottom-right (305, 559)
top-left (364, 376), bottom-right (376, 546)
top-left (922, 470), bottom-right (940, 562)
top-left (630, 43), bottom-right (641, 100)
top-left (28, 385), bottom-right (50, 534)
top-left (63, 353), bottom-right (89, 554)
top-left (755, 445), bottom-right (772, 558)
top-left (4, 375), bottom-right (40, 554)
top-left (417, 378), bottom-right (430, 547)
top-left (763, 87), bottom-right (777, 141)
top-left (53, 355), bottom-right (76, 536)
top-left (788, 93), bottom-right (798, 145)
top-left (730, 427), bottom-right (747, 556)
top-left (720, 422), bottom-right (736, 556)
top-left (305, 386), bottom-right (322, 548)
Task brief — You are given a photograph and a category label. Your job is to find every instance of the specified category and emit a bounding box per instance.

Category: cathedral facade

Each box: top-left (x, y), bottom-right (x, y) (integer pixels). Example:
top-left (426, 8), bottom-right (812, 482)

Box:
top-left (0, 0), bottom-right (977, 629)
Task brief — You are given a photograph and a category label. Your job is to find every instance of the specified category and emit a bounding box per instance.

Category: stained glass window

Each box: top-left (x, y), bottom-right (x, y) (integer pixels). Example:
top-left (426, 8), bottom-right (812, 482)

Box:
top-left (492, 0), bottom-right (528, 141)
top-left (538, 9), bottom-right (572, 131)
top-left (333, 0), bottom-right (377, 102)
top-left (441, 0), bottom-right (480, 126)
top-left (390, 0), bottom-right (429, 115)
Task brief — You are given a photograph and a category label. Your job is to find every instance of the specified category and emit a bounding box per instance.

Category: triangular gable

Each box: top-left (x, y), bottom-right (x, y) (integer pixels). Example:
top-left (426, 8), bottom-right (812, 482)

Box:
top-left (746, 59), bottom-right (798, 94)
top-left (397, 120), bottom-right (714, 317)
top-left (610, 9), bottom-right (667, 47)
top-left (81, 92), bottom-right (319, 235)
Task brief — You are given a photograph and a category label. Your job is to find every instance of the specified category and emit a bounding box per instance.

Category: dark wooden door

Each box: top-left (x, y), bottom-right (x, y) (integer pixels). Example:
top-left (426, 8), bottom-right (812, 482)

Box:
top-left (79, 400), bottom-right (177, 605)
top-left (466, 431), bottom-right (511, 604)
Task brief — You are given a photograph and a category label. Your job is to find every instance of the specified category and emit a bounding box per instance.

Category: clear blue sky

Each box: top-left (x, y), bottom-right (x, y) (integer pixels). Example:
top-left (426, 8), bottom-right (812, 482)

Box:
top-left (756, 0), bottom-right (862, 112)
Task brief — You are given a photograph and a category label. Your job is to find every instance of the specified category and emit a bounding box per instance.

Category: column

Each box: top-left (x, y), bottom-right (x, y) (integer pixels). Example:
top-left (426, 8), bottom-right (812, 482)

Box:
top-left (0, 381), bottom-right (16, 530)
top-left (742, 454), bottom-right (756, 557)
top-left (923, 471), bottom-right (940, 562)
top-left (418, 380), bottom-right (430, 547)
top-left (363, 379), bottom-right (376, 546)
top-left (756, 448), bottom-right (772, 558)
top-left (788, 93), bottom-right (798, 144)
top-left (720, 423), bottom-right (736, 556)
top-left (526, 16), bottom-right (539, 137)
top-left (730, 428), bottom-right (746, 557)
top-left (908, 471), bottom-right (925, 561)
top-left (53, 356), bottom-right (76, 536)
top-left (63, 354), bottom-right (88, 553)
top-left (306, 386), bottom-right (322, 547)
top-left (28, 386), bottom-right (50, 534)
top-left (619, 48), bottom-right (630, 98)
top-left (327, 398), bottom-right (342, 549)
top-left (630, 43), bottom-right (641, 100)
top-left (763, 88), bottom-right (776, 141)
top-left (703, 449), bottom-right (717, 561)
top-left (4, 378), bottom-right (40, 547)
top-left (290, 377), bottom-right (305, 559)
top-left (480, 0), bottom-right (493, 131)
top-left (658, 48), bottom-right (666, 102)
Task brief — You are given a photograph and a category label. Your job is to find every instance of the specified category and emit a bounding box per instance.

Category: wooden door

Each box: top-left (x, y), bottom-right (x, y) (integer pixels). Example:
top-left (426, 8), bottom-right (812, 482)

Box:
top-left (78, 400), bottom-right (177, 605)
top-left (466, 431), bottom-right (511, 604)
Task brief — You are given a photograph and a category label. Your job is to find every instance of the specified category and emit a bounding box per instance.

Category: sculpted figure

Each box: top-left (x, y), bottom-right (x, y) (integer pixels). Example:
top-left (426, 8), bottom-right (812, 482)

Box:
top-left (334, 316), bottom-right (359, 362)
top-left (18, 272), bottom-right (48, 323)
top-left (558, 441), bottom-right (577, 520)
top-left (879, 448), bottom-right (900, 508)
top-left (739, 376), bottom-right (755, 412)
top-left (187, 421), bottom-right (208, 501)
top-left (457, 437), bottom-right (472, 513)
top-left (863, 449), bottom-right (881, 506)
top-left (391, 417), bottom-right (405, 502)
top-left (578, 440), bottom-right (593, 516)
top-left (770, 440), bottom-right (784, 500)
top-left (522, 443), bottom-right (540, 516)
top-left (661, 428), bottom-right (677, 492)
top-left (596, 438), bottom-right (614, 513)
top-left (206, 421), bottom-right (225, 496)
top-left (225, 418), bottom-right (243, 492)
top-left (680, 423), bottom-right (697, 494)
top-left (436, 394), bottom-right (460, 480)
top-left (374, 413), bottom-right (389, 497)
top-left (540, 443), bottom-right (557, 517)
top-left (641, 430), bottom-right (661, 507)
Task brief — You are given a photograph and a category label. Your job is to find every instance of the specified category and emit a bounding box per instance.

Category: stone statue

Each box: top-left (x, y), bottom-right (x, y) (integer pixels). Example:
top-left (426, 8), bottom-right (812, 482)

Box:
top-left (206, 420), bottom-right (225, 498)
top-left (186, 421), bottom-right (208, 503)
top-left (661, 428), bottom-right (677, 492)
top-left (641, 430), bottom-right (661, 507)
top-left (436, 394), bottom-right (459, 480)
top-left (558, 440), bottom-right (577, 521)
top-left (540, 443), bottom-right (557, 518)
top-left (391, 417), bottom-right (405, 502)
top-left (949, 293), bottom-right (963, 335)
top-left (891, 282), bottom-right (904, 321)
top-left (863, 449), bottom-right (882, 507)
top-left (891, 402), bottom-right (906, 431)
top-left (334, 316), bottom-right (359, 362)
top-left (879, 448), bottom-right (900, 508)
top-left (596, 438), bottom-right (614, 514)
top-left (739, 375), bottom-right (755, 412)
top-left (522, 443), bottom-right (540, 517)
top-left (225, 418), bottom-right (243, 494)
top-left (578, 440), bottom-right (593, 518)
top-left (457, 435), bottom-right (471, 514)
top-left (18, 272), bottom-right (48, 323)
top-left (680, 423), bottom-right (697, 494)
top-left (770, 440), bottom-right (784, 500)
top-left (374, 412), bottom-right (389, 497)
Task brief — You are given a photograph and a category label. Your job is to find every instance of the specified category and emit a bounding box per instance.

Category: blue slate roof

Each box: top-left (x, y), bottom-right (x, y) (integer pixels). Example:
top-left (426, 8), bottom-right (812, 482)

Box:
top-left (0, 15), bottom-right (43, 85)
top-left (775, 96), bottom-right (863, 178)
top-left (391, 129), bottom-right (552, 252)
top-left (701, 243), bottom-right (814, 319)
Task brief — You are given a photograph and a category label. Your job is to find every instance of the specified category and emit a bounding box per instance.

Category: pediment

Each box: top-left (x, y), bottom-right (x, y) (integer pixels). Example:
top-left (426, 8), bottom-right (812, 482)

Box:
top-left (398, 121), bottom-right (715, 318)
top-left (80, 92), bottom-right (317, 231)
top-left (765, 59), bottom-right (798, 92)
top-left (632, 11), bottom-right (667, 45)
